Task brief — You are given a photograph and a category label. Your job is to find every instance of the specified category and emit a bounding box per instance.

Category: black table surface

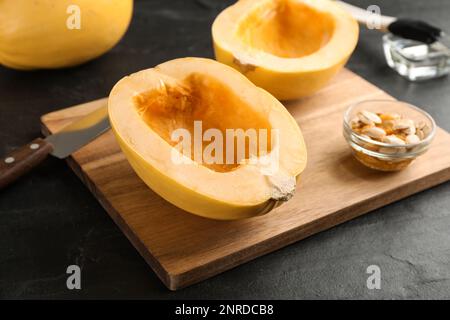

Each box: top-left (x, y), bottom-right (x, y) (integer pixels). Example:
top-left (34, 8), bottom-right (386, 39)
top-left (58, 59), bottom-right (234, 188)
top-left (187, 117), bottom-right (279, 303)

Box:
top-left (1, 0), bottom-right (449, 299)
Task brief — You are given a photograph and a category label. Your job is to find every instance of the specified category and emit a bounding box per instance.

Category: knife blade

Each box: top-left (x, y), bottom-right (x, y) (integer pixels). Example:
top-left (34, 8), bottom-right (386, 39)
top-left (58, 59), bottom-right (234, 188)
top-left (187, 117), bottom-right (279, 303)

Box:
top-left (0, 103), bottom-right (110, 189)
top-left (46, 103), bottom-right (109, 158)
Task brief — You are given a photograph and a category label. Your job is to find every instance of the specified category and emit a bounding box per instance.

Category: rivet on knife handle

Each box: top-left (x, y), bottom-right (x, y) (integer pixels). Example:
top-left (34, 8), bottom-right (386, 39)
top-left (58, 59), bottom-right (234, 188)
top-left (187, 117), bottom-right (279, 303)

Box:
top-left (0, 138), bottom-right (53, 189)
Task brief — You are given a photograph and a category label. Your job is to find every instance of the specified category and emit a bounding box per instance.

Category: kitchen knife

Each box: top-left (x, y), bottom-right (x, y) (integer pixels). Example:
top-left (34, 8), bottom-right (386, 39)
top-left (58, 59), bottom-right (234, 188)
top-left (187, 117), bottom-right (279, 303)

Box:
top-left (0, 103), bottom-right (109, 189)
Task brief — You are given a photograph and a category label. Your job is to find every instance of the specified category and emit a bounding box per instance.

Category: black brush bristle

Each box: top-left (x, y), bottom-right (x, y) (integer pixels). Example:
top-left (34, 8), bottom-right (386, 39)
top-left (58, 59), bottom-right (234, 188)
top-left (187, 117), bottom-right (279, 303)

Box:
top-left (388, 19), bottom-right (442, 44)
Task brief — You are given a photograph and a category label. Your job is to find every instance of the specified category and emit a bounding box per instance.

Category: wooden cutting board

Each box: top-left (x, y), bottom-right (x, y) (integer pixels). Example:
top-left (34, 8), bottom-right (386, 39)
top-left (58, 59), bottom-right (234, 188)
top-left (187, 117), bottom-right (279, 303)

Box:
top-left (41, 69), bottom-right (450, 290)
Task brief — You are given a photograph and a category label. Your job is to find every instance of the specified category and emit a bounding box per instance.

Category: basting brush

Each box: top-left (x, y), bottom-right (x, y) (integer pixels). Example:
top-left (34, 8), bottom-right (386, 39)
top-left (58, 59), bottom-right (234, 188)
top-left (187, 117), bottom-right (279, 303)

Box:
top-left (337, 1), bottom-right (450, 49)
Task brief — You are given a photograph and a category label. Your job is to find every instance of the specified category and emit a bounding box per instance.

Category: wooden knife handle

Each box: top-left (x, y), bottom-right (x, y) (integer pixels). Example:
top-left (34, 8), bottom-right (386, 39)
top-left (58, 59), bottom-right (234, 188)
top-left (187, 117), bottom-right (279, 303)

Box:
top-left (0, 138), bottom-right (53, 189)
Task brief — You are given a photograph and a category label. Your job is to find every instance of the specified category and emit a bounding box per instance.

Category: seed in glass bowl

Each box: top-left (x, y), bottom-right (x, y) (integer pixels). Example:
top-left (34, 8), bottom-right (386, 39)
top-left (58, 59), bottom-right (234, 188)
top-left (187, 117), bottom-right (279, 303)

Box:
top-left (416, 130), bottom-right (425, 140)
top-left (383, 135), bottom-right (405, 145)
top-left (421, 124), bottom-right (431, 136)
top-left (362, 126), bottom-right (386, 139)
top-left (357, 110), bottom-right (382, 125)
top-left (390, 119), bottom-right (416, 135)
top-left (406, 134), bottom-right (421, 144)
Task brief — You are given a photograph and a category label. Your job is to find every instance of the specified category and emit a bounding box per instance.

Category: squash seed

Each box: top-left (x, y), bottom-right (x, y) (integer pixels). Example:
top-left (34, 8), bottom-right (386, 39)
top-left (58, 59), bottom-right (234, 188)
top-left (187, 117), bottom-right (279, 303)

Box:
top-left (416, 129), bottom-right (425, 140)
top-left (421, 124), bottom-right (431, 136)
top-left (393, 119), bottom-right (416, 135)
top-left (406, 134), bottom-right (421, 144)
top-left (392, 119), bottom-right (414, 130)
top-left (383, 135), bottom-right (405, 145)
top-left (404, 125), bottom-right (416, 135)
top-left (362, 126), bottom-right (386, 140)
top-left (357, 110), bottom-right (382, 125)
top-left (415, 120), bottom-right (426, 130)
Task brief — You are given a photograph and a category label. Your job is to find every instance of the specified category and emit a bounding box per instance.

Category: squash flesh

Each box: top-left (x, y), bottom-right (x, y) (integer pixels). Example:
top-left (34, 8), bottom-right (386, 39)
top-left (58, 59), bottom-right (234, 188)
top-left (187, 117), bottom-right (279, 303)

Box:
top-left (133, 73), bottom-right (272, 173)
top-left (237, 0), bottom-right (335, 58)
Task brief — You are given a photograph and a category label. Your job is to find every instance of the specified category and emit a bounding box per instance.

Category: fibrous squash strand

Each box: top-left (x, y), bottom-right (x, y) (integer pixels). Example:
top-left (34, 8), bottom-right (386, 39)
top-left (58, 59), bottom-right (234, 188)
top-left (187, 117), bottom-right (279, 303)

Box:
top-left (134, 73), bottom-right (273, 172)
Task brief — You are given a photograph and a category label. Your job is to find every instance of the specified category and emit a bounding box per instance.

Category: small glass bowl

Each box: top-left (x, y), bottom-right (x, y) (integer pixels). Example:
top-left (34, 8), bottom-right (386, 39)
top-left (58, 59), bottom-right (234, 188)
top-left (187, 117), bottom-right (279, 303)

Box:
top-left (383, 33), bottom-right (450, 81)
top-left (343, 99), bottom-right (436, 171)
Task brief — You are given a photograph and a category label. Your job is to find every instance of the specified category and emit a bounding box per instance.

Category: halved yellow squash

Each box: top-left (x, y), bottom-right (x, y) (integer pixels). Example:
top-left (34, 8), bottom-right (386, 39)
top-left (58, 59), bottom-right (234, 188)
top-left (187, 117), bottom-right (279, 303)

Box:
top-left (108, 57), bottom-right (307, 220)
top-left (0, 0), bottom-right (133, 70)
top-left (212, 0), bottom-right (359, 100)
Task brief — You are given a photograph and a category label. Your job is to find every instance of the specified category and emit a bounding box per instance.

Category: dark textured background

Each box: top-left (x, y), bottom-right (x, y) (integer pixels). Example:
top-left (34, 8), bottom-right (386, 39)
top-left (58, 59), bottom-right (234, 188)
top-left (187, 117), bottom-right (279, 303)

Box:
top-left (1, 0), bottom-right (449, 299)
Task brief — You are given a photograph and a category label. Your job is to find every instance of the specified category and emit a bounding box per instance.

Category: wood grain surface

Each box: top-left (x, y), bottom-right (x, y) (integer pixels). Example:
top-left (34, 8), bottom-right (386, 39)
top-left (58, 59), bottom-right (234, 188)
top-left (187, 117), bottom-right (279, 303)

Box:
top-left (40, 69), bottom-right (450, 290)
